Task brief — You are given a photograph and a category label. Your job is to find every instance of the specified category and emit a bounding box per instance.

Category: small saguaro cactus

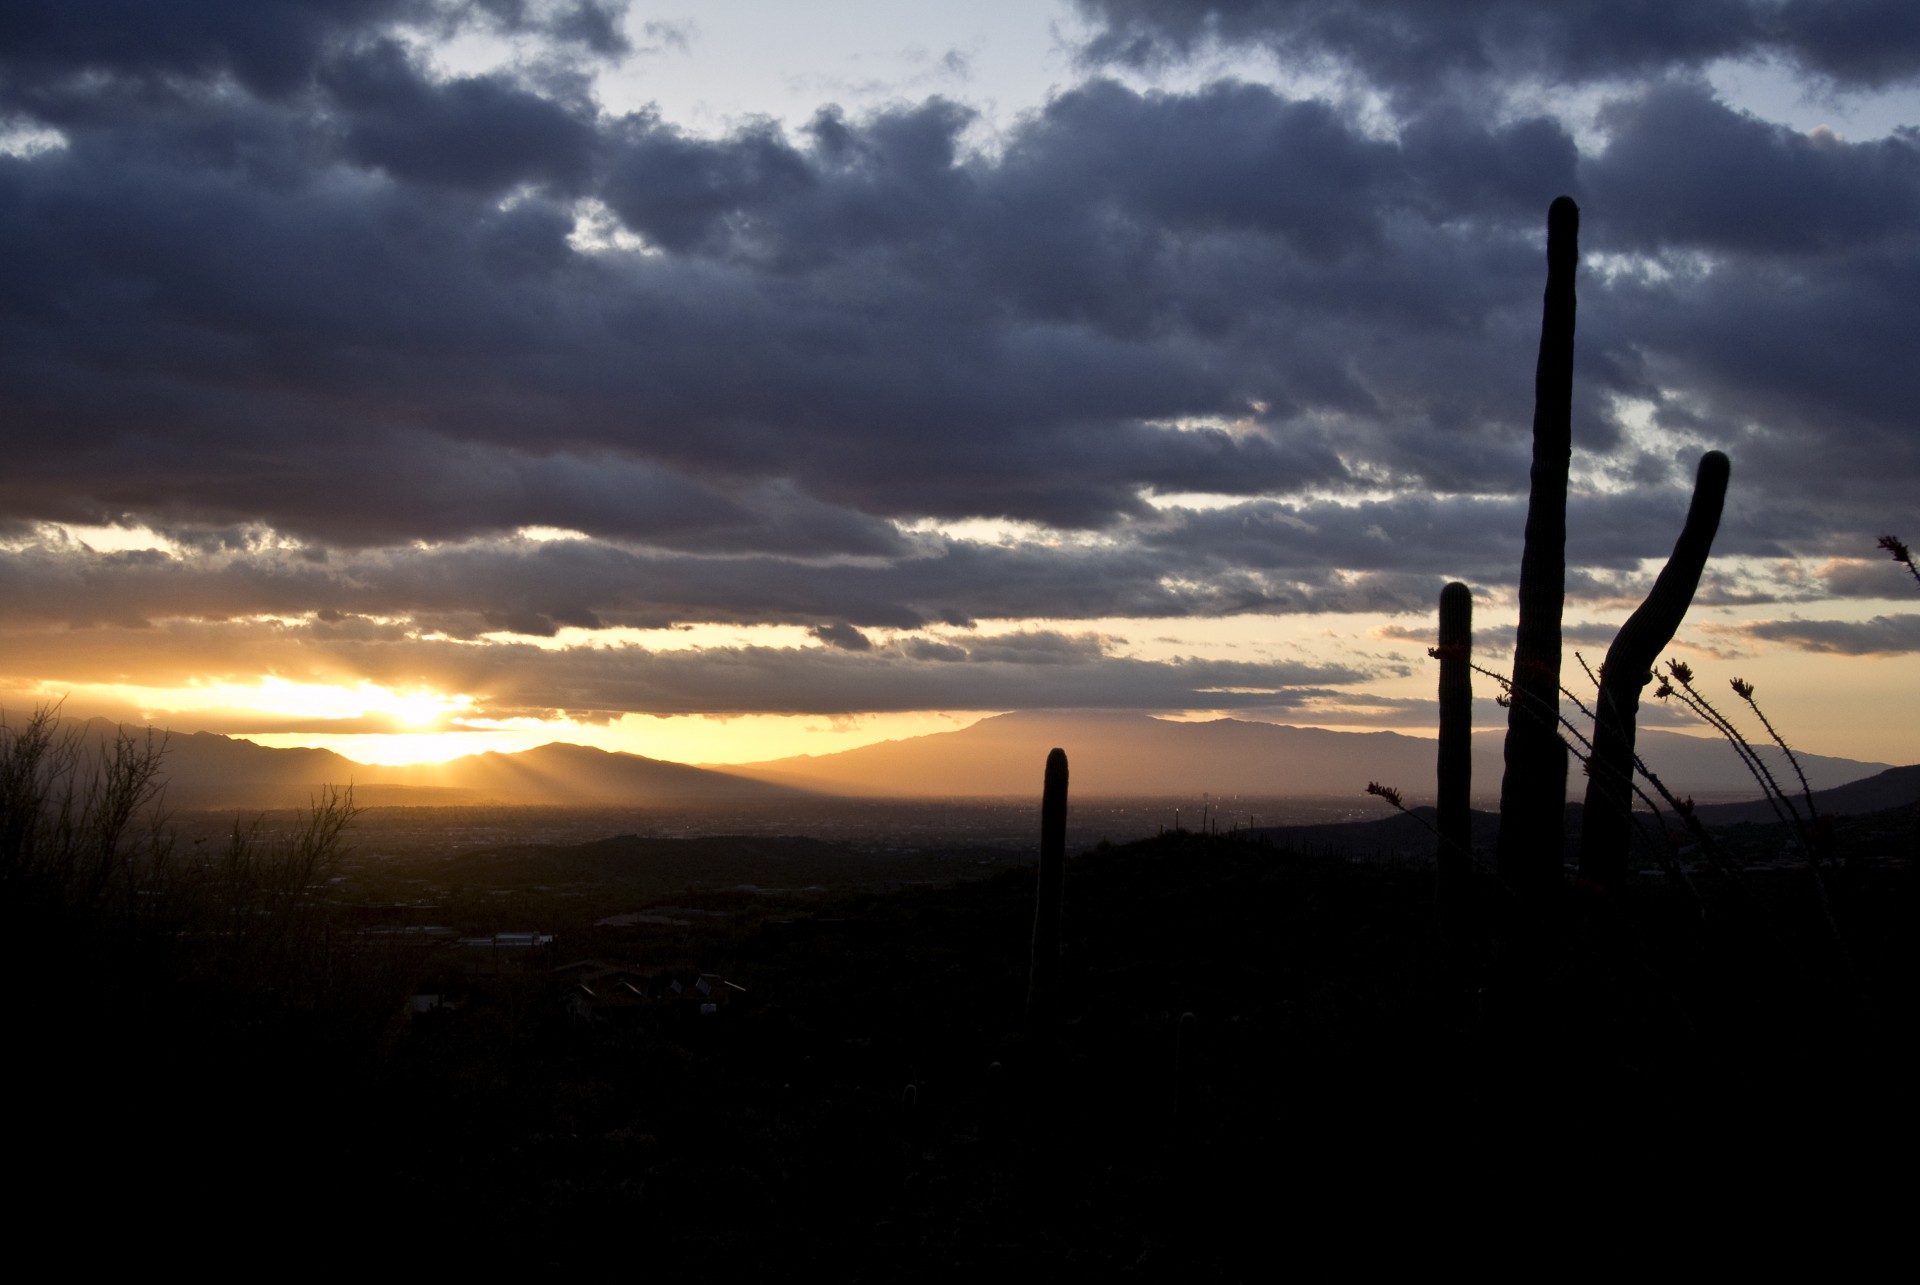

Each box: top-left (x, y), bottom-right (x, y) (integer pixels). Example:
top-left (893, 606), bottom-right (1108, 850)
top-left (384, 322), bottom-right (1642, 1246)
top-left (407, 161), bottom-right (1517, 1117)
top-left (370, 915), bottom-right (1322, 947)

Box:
top-left (1024, 747), bottom-right (1069, 1050)
top-left (1576, 450), bottom-right (1730, 895)
top-left (1435, 581), bottom-right (1473, 920)
top-left (1496, 196), bottom-right (1579, 905)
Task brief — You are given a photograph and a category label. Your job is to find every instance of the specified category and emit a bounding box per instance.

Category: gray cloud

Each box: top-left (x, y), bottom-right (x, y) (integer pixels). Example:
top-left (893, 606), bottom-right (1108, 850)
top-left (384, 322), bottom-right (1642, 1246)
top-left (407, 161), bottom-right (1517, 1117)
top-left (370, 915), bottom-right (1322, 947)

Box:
top-left (1738, 613), bottom-right (1920, 654)
top-left (8, 55), bottom-right (1909, 554)
top-left (0, 620), bottom-right (1382, 718)
top-left (0, 466), bottom-right (1845, 640)
top-left (1073, 1), bottom-right (1920, 93)
top-left (323, 39), bottom-right (601, 194)
top-left (0, 2), bottom-right (629, 107)
top-left (0, 5), bottom-right (1914, 723)
top-left (1585, 82), bottom-right (1920, 256)
top-left (808, 622), bottom-right (873, 652)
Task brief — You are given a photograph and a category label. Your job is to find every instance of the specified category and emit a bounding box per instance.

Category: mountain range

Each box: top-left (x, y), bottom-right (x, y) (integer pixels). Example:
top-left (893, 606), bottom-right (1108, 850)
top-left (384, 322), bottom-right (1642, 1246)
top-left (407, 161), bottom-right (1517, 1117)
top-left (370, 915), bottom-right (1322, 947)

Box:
top-left (722, 710), bottom-right (1893, 802)
top-left (55, 719), bottom-right (797, 809)
top-left (41, 711), bottom-right (1904, 810)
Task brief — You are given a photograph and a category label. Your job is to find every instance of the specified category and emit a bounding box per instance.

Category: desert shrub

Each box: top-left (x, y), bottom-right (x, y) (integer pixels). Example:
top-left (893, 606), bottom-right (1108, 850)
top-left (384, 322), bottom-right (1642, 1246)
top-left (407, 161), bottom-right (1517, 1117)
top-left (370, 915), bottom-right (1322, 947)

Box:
top-left (3, 704), bottom-right (406, 1241)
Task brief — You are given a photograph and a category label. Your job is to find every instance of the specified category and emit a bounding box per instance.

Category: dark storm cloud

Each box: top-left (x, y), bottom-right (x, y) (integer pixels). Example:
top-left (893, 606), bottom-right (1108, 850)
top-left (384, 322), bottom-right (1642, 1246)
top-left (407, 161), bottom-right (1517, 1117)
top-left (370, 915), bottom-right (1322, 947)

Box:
top-left (1073, 1), bottom-right (1920, 92)
top-left (1584, 82), bottom-right (1920, 255)
top-left (1821, 554), bottom-right (1920, 598)
top-left (808, 622), bottom-right (873, 652)
top-left (0, 0), bottom-right (1914, 714)
top-left (3, 523), bottom-right (1427, 632)
top-left (322, 39), bottom-right (601, 194)
top-left (0, 69), bottom-right (1651, 548)
top-left (0, 464), bottom-right (1819, 640)
top-left (11, 76), bottom-right (1428, 541)
top-left (0, 1), bottom-right (626, 107)
top-left (0, 1), bottom-right (430, 100)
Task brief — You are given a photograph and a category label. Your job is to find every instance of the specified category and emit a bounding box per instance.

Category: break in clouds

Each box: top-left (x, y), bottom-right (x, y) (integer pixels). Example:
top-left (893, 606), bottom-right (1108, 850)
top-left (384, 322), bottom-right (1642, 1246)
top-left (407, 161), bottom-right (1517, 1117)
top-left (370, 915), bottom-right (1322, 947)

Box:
top-left (3, 1), bottom-right (1918, 721)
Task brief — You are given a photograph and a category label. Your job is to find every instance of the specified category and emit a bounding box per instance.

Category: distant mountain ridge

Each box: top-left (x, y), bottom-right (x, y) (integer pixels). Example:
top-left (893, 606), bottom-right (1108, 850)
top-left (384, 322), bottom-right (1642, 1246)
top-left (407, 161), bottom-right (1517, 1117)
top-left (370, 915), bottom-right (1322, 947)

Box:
top-left (39, 712), bottom-right (1901, 809)
top-left (1253, 762), bottom-right (1920, 861)
top-left (723, 710), bottom-right (1895, 801)
top-left (56, 718), bottom-right (804, 809)
top-left (1690, 763), bottom-right (1920, 825)
top-left (380, 741), bottom-right (811, 807)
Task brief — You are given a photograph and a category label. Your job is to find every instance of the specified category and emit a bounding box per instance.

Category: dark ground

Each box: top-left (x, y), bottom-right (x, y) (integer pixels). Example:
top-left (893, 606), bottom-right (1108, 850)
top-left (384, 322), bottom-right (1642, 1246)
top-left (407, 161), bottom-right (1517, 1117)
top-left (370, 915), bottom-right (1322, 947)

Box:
top-left (15, 804), bottom-right (1916, 1270)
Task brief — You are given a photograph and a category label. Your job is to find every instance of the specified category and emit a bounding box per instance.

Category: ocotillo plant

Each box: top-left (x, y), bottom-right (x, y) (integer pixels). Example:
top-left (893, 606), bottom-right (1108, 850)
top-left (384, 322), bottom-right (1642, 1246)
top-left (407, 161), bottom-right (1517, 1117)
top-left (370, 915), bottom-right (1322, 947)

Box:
top-left (1496, 196), bottom-right (1578, 904)
top-left (1575, 451), bottom-right (1730, 894)
top-left (1879, 534), bottom-right (1920, 590)
top-left (1435, 581), bottom-right (1473, 920)
top-left (1024, 747), bottom-right (1069, 1051)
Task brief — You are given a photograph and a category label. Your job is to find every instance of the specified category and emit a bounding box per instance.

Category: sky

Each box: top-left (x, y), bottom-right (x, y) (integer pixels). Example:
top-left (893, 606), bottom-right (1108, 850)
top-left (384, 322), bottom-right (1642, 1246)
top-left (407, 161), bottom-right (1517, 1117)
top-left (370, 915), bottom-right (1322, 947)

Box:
top-left (3, 0), bottom-right (1919, 769)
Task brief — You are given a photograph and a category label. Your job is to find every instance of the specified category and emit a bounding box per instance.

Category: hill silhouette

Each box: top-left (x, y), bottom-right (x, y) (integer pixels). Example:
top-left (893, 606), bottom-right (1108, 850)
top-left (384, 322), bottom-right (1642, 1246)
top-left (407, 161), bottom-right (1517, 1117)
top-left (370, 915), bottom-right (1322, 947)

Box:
top-left (52, 718), bottom-right (808, 809)
top-left (722, 710), bottom-right (1891, 800)
top-left (1251, 763), bottom-right (1919, 863)
top-left (381, 741), bottom-right (813, 806)
top-left (40, 712), bottom-right (1898, 809)
top-left (1689, 762), bottom-right (1920, 825)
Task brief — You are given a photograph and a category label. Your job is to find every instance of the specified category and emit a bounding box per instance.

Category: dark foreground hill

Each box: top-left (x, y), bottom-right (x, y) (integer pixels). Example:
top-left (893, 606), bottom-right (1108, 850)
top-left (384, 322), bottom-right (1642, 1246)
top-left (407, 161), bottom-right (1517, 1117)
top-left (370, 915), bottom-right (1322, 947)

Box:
top-left (1689, 762), bottom-right (1920, 825)
top-left (1252, 762), bottom-right (1920, 864)
top-left (22, 814), bottom-right (1910, 1269)
top-left (447, 830), bottom-right (1024, 899)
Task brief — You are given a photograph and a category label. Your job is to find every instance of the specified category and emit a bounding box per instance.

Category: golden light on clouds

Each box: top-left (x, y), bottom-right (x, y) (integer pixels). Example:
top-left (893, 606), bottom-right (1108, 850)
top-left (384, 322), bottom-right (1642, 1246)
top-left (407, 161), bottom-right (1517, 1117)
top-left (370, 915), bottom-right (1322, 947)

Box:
top-left (6, 605), bottom-right (1914, 771)
top-left (22, 677), bottom-right (486, 764)
top-left (143, 677), bottom-right (476, 727)
top-left (245, 709), bottom-right (987, 768)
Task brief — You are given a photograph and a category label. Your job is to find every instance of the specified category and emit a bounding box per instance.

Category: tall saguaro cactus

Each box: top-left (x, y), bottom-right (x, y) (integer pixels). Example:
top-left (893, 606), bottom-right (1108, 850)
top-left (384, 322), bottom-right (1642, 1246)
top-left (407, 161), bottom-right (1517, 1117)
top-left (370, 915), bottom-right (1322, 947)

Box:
top-left (1025, 747), bottom-right (1069, 1050)
top-left (1577, 451), bottom-right (1730, 894)
top-left (1436, 581), bottom-right (1473, 920)
top-left (1496, 196), bottom-right (1579, 902)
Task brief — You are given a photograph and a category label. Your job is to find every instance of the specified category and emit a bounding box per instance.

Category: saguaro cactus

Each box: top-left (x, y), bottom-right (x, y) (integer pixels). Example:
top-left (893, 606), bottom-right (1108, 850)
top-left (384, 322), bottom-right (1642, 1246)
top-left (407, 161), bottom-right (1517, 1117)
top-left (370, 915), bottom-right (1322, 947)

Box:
top-left (1496, 196), bottom-right (1579, 903)
top-left (1024, 747), bottom-right (1069, 1049)
top-left (1436, 581), bottom-right (1473, 920)
top-left (1576, 451), bottom-right (1730, 894)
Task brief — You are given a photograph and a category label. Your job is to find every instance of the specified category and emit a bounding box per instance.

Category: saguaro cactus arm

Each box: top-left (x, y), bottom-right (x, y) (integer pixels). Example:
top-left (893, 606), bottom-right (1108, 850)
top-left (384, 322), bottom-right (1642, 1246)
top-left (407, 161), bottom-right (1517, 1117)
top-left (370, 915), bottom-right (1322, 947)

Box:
top-left (1496, 195), bottom-right (1579, 901)
top-left (1576, 451), bottom-right (1731, 894)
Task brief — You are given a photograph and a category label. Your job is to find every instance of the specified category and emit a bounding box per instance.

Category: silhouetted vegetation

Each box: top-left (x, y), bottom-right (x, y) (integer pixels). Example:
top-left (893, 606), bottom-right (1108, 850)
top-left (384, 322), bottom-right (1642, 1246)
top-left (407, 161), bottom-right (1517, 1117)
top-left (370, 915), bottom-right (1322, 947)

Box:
top-left (4, 699), bottom-right (1912, 1267)
top-left (1023, 747), bottom-right (1068, 1054)
top-left (1576, 450), bottom-right (1729, 892)
top-left (1495, 194), bottom-right (1578, 903)
top-left (1882, 533), bottom-right (1920, 589)
top-left (1374, 198), bottom-right (1909, 1215)
top-left (1434, 580), bottom-right (1473, 932)
top-left (4, 705), bottom-right (406, 1251)
top-left (8, 195), bottom-right (1913, 1267)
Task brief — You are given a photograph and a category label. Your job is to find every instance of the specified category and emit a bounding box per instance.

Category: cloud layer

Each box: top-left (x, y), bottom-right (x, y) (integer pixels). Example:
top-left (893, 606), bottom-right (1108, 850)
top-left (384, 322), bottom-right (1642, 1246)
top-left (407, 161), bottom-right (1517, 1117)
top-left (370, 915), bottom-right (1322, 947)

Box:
top-left (2, 2), bottom-right (1916, 724)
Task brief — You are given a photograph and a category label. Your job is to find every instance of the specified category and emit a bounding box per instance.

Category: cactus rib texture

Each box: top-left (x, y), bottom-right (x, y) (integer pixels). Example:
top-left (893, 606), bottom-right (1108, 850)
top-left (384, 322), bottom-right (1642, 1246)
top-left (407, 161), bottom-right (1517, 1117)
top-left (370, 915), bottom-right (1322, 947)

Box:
top-left (1024, 747), bottom-right (1069, 1049)
top-left (1576, 451), bottom-right (1730, 893)
top-left (1496, 195), bottom-right (1578, 902)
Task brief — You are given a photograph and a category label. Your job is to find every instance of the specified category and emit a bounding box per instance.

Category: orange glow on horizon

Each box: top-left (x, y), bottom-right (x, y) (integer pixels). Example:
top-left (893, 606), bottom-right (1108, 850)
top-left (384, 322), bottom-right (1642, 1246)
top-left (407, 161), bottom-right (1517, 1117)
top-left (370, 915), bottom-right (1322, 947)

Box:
top-left (8, 598), bottom-right (1919, 770)
top-left (244, 709), bottom-right (994, 767)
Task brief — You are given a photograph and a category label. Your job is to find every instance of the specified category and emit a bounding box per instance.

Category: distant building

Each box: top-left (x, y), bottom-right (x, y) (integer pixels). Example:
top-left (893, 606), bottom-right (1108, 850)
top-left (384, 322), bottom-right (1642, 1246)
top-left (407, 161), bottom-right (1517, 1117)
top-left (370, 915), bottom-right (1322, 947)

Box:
top-left (458, 931), bottom-right (556, 976)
